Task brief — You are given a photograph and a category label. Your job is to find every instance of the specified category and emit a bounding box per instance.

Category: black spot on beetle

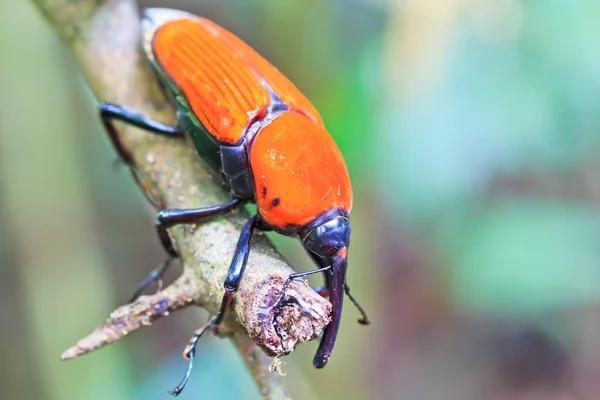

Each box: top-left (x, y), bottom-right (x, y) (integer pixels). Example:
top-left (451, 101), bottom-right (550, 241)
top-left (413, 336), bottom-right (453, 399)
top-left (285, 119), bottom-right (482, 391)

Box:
top-left (262, 187), bottom-right (267, 197)
top-left (272, 198), bottom-right (280, 207)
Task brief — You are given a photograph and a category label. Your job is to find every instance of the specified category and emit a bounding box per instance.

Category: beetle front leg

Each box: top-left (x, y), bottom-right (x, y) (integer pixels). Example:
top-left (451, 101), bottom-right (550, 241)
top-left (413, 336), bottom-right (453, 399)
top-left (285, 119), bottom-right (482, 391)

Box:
top-left (307, 251), bottom-right (370, 325)
top-left (343, 284), bottom-right (370, 325)
top-left (99, 102), bottom-right (183, 167)
top-left (170, 215), bottom-right (259, 396)
top-left (270, 266), bottom-right (332, 311)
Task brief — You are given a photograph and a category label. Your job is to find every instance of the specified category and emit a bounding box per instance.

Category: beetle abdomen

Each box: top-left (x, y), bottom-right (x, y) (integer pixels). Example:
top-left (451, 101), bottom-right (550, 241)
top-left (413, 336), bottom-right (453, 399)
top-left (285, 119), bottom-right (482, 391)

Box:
top-left (153, 19), bottom-right (270, 145)
top-left (151, 17), bottom-right (322, 145)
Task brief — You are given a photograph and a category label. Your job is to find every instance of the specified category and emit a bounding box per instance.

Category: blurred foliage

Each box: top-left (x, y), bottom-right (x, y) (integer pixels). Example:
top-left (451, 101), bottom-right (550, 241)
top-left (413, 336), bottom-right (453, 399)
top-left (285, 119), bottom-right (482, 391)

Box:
top-left (2, 0), bottom-right (600, 399)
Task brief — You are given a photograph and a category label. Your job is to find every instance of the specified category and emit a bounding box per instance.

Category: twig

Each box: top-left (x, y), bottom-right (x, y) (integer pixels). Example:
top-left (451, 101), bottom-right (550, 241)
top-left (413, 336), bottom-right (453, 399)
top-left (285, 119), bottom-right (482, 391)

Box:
top-left (30, 1), bottom-right (331, 398)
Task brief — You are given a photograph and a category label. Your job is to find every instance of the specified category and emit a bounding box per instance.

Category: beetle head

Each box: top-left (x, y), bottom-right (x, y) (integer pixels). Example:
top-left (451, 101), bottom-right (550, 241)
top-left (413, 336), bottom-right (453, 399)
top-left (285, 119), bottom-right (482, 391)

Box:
top-left (301, 215), bottom-right (350, 260)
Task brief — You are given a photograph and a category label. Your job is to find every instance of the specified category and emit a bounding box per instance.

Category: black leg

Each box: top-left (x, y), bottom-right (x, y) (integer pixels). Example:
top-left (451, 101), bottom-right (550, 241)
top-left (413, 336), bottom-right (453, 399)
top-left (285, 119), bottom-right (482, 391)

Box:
top-left (216, 215), bottom-right (259, 323)
top-left (129, 199), bottom-right (244, 303)
top-left (306, 250), bottom-right (370, 325)
top-left (170, 316), bottom-right (217, 397)
top-left (128, 256), bottom-right (174, 303)
top-left (99, 102), bottom-right (183, 167)
top-left (100, 102), bottom-right (183, 209)
top-left (270, 266), bottom-right (332, 311)
top-left (343, 284), bottom-right (370, 325)
top-left (170, 215), bottom-right (259, 396)
top-left (156, 198), bottom-right (244, 257)
top-left (100, 103), bottom-right (182, 136)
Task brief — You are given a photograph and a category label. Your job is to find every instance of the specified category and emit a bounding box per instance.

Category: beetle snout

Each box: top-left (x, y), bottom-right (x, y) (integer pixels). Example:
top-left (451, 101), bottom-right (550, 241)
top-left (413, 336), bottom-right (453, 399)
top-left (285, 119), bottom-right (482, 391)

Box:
top-left (302, 216), bottom-right (351, 259)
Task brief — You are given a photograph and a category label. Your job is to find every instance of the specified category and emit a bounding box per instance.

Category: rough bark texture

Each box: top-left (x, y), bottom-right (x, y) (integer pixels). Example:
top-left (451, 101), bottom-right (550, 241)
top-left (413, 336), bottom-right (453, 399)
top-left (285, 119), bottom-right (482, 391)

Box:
top-left (30, 1), bottom-right (332, 398)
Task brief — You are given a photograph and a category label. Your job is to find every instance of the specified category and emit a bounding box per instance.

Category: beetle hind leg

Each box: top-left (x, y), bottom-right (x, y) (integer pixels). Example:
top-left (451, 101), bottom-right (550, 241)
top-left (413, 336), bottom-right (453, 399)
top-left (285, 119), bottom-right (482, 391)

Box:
top-left (100, 102), bottom-right (184, 208)
top-left (99, 102), bottom-right (183, 168)
top-left (128, 256), bottom-right (174, 303)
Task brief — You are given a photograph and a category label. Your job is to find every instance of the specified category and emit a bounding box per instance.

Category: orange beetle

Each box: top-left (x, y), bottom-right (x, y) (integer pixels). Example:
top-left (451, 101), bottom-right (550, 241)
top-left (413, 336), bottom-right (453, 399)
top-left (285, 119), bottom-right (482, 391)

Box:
top-left (100, 8), bottom-right (368, 395)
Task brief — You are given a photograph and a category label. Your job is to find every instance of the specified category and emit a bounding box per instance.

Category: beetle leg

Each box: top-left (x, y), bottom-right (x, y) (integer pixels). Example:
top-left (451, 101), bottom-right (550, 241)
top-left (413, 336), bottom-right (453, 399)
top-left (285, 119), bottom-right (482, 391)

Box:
top-left (270, 266), bottom-right (332, 311)
top-left (170, 215), bottom-right (258, 396)
top-left (99, 102), bottom-right (183, 167)
top-left (343, 284), bottom-right (370, 325)
top-left (128, 256), bottom-right (174, 303)
top-left (100, 102), bottom-right (183, 137)
top-left (215, 215), bottom-right (259, 324)
top-left (306, 250), bottom-right (370, 325)
top-left (155, 198), bottom-right (245, 256)
top-left (170, 316), bottom-right (217, 397)
top-left (100, 102), bottom-right (183, 208)
top-left (127, 199), bottom-right (244, 302)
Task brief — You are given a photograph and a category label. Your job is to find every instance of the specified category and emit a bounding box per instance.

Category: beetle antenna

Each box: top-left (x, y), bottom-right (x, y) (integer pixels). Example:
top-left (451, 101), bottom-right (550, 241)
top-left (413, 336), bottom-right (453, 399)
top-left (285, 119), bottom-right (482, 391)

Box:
top-left (344, 284), bottom-right (370, 325)
top-left (170, 316), bottom-right (216, 396)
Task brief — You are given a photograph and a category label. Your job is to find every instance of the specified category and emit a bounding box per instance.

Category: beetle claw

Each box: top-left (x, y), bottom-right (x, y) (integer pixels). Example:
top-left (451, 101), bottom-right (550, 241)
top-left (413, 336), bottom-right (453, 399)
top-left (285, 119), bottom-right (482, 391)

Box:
top-left (170, 316), bottom-right (216, 396)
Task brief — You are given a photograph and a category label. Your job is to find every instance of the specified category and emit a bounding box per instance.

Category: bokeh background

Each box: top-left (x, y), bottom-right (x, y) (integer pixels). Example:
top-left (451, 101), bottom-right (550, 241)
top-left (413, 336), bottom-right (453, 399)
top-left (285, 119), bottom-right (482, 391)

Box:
top-left (2, 0), bottom-right (600, 399)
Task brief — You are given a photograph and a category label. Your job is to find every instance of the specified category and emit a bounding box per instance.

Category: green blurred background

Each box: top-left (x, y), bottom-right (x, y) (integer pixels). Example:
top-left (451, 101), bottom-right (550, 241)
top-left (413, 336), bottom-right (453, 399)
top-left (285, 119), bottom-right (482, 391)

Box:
top-left (2, 0), bottom-right (600, 399)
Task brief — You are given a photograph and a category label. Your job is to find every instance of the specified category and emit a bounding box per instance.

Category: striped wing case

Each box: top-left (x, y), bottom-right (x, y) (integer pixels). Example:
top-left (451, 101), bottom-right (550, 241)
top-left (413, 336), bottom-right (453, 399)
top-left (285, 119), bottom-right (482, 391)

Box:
top-left (150, 16), bottom-right (322, 145)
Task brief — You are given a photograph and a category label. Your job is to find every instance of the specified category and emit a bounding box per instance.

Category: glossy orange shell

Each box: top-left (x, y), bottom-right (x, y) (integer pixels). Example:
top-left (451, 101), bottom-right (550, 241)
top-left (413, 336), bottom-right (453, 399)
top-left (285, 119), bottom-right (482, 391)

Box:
top-left (152, 17), bottom-right (322, 145)
top-left (250, 112), bottom-right (352, 228)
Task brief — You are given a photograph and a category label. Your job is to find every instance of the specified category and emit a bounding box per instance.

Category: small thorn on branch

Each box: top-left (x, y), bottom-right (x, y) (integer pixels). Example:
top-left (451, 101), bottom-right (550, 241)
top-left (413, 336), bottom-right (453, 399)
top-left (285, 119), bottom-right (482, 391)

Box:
top-left (61, 273), bottom-right (196, 360)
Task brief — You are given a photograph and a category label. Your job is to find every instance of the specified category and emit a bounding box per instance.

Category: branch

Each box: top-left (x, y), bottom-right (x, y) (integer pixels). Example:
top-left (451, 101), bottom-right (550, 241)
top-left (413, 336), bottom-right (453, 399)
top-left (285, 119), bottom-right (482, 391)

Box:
top-left (31, 0), bottom-right (331, 398)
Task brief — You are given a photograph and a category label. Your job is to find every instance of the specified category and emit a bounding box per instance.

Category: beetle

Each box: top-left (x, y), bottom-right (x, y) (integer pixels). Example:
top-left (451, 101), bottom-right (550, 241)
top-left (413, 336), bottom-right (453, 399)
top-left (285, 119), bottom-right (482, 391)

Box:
top-left (100, 8), bottom-right (369, 395)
